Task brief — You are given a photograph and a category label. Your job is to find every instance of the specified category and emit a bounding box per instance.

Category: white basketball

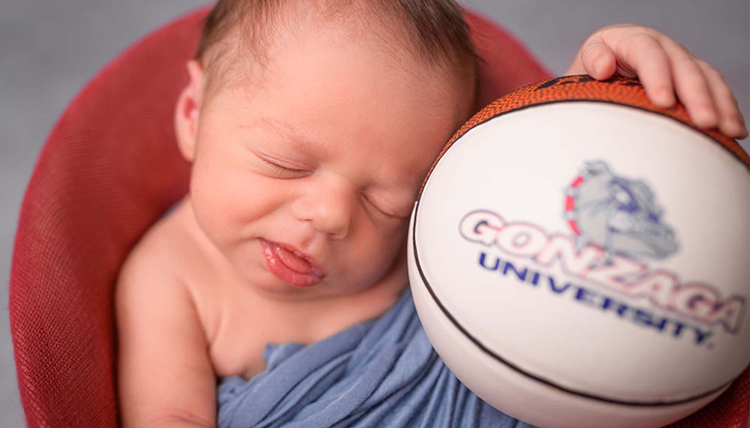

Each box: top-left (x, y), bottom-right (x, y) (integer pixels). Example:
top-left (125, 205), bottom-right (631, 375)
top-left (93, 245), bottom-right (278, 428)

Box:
top-left (407, 77), bottom-right (750, 428)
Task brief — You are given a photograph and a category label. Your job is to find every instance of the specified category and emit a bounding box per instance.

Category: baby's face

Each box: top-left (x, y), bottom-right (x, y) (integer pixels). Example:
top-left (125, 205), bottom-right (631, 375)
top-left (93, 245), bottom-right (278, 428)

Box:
top-left (184, 21), bottom-right (473, 298)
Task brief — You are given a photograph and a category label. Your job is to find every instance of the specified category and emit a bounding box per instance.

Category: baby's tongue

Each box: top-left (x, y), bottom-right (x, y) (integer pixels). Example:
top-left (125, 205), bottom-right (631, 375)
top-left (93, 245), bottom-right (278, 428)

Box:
top-left (274, 245), bottom-right (313, 274)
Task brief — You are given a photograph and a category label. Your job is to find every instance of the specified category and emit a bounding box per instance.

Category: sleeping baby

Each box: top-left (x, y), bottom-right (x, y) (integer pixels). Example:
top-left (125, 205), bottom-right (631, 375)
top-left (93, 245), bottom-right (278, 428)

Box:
top-left (115, 1), bottom-right (747, 427)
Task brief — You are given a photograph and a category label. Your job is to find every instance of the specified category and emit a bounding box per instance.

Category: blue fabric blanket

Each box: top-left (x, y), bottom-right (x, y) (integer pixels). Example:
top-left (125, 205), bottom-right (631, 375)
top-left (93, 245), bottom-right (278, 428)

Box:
top-left (217, 289), bottom-right (538, 428)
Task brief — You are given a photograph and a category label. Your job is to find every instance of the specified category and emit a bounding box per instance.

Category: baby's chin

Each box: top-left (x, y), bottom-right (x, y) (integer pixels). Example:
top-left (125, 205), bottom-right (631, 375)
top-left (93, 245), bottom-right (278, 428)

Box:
top-left (244, 271), bottom-right (351, 302)
top-left (248, 269), bottom-right (408, 304)
top-left (247, 273), bottom-right (326, 299)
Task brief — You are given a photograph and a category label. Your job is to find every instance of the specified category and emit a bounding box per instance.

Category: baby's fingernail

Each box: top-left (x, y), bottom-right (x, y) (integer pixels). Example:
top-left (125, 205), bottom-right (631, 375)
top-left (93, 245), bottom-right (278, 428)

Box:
top-left (692, 109), bottom-right (718, 128)
top-left (592, 56), bottom-right (607, 77)
top-left (723, 120), bottom-right (748, 139)
top-left (738, 123), bottom-right (749, 139)
top-left (653, 88), bottom-right (674, 107)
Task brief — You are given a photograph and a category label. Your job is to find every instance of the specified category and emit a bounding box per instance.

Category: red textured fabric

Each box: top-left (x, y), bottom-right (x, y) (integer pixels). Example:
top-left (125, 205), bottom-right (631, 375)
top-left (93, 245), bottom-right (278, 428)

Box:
top-left (467, 11), bottom-right (551, 109)
top-left (9, 7), bottom-right (201, 428)
top-left (667, 368), bottom-right (750, 428)
top-left (8, 4), bottom-right (746, 428)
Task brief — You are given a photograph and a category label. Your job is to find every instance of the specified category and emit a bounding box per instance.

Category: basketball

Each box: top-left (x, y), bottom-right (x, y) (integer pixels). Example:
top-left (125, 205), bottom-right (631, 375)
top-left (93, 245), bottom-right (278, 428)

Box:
top-left (407, 75), bottom-right (749, 428)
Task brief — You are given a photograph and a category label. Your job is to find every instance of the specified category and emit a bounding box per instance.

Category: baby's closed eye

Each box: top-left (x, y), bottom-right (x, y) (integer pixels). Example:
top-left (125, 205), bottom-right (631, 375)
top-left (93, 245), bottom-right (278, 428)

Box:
top-left (260, 157), bottom-right (311, 178)
top-left (253, 151), bottom-right (313, 179)
top-left (361, 191), bottom-right (414, 221)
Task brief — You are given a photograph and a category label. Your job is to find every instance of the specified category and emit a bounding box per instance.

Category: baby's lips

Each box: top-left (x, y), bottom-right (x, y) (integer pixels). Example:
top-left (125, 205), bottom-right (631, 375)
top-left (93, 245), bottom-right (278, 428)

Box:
top-left (274, 245), bottom-right (314, 275)
top-left (262, 239), bottom-right (325, 277)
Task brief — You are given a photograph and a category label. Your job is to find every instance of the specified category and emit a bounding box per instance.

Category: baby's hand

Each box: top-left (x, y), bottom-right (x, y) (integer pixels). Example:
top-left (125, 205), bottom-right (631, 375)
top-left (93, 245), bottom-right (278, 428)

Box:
top-left (566, 24), bottom-right (748, 139)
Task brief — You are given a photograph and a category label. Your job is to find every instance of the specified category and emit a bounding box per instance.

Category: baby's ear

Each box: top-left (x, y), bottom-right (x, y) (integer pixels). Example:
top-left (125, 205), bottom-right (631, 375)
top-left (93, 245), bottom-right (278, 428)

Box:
top-left (174, 60), bottom-right (205, 162)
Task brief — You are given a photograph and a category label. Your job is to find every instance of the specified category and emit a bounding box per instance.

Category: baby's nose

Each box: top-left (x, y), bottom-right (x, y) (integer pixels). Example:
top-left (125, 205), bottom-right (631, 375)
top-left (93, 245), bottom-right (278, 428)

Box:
top-left (293, 175), bottom-right (357, 239)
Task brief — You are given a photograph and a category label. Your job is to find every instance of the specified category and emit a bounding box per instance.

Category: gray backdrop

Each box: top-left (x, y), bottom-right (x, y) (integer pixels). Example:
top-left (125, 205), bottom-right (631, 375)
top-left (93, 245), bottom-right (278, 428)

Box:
top-left (1, 0), bottom-right (748, 426)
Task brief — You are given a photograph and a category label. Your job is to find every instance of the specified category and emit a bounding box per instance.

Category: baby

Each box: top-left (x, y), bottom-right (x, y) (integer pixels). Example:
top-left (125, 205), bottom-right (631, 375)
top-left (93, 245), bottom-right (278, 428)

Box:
top-left (115, 1), bottom-right (747, 427)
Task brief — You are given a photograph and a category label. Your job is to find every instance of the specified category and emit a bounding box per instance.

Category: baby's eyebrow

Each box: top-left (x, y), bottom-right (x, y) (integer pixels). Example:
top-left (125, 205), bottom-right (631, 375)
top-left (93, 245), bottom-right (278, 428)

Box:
top-left (254, 116), bottom-right (325, 154)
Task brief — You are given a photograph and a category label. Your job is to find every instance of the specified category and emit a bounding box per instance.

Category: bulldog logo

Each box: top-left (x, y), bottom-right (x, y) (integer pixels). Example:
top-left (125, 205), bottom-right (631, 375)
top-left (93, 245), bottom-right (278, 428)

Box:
top-left (564, 160), bottom-right (678, 261)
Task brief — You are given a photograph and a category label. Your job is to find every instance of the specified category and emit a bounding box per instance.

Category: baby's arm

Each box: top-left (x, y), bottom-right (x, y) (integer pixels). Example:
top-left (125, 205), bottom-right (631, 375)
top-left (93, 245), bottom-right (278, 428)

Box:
top-left (566, 24), bottom-right (747, 139)
top-left (116, 239), bottom-right (216, 428)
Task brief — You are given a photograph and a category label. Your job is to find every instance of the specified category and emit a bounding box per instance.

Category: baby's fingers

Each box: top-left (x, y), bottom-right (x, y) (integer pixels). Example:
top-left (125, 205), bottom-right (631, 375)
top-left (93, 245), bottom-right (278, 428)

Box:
top-left (659, 38), bottom-right (718, 129)
top-left (696, 60), bottom-right (748, 138)
top-left (617, 33), bottom-right (675, 107)
top-left (578, 36), bottom-right (617, 79)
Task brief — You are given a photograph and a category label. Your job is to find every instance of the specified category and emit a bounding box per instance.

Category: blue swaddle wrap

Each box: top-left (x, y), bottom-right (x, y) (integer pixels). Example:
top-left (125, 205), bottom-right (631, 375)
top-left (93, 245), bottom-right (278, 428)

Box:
top-left (217, 289), bottom-right (539, 428)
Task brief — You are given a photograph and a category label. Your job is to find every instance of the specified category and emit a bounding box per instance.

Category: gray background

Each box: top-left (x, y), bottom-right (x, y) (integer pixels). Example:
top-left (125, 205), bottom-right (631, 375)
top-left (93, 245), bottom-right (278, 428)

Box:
top-left (1, 0), bottom-right (747, 426)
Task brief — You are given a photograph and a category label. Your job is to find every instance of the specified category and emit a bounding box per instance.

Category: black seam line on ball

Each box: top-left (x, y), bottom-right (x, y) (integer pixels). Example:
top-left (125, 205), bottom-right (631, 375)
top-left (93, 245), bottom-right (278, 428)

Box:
top-left (410, 202), bottom-right (735, 407)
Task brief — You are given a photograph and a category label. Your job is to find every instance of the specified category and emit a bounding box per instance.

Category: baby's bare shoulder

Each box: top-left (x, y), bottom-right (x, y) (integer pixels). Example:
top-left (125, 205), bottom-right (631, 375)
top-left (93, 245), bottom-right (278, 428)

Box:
top-left (116, 203), bottom-right (191, 320)
top-left (118, 199), bottom-right (206, 289)
top-left (116, 200), bottom-right (214, 334)
top-left (116, 198), bottom-right (224, 339)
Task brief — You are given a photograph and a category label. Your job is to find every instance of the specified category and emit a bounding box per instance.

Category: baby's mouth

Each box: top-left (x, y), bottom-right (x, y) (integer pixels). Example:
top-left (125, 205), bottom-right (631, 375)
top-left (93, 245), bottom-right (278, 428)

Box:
top-left (275, 245), bottom-right (314, 273)
top-left (259, 239), bottom-right (324, 287)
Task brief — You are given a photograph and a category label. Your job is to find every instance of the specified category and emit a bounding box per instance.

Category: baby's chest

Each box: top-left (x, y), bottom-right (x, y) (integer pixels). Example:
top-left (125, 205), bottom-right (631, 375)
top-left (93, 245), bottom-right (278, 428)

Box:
top-left (204, 298), bottom-right (280, 379)
top-left (201, 290), bottom-right (319, 380)
top-left (195, 281), bottom-right (401, 380)
top-left (209, 329), bottom-right (268, 380)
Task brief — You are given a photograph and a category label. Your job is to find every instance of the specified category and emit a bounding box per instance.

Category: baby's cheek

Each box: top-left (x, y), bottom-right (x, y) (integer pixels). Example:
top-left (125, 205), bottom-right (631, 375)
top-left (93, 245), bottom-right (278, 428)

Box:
top-left (189, 163), bottom-right (269, 242)
top-left (357, 220), bottom-right (408, 268)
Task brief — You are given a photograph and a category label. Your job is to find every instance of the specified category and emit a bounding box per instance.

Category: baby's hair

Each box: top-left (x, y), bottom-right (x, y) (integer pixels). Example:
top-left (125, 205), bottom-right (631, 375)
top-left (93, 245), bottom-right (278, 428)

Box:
top-left (195, 0), bottom-right (477, 94)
